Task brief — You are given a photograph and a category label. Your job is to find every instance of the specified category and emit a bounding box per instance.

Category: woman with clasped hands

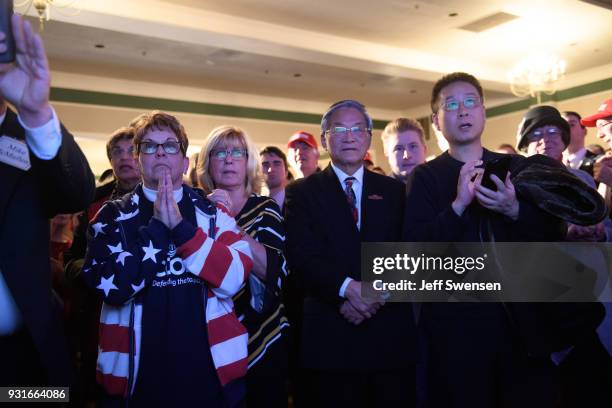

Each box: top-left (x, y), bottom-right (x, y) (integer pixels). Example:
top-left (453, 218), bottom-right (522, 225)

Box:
top-left (197, 126), bottom-right (290, 407)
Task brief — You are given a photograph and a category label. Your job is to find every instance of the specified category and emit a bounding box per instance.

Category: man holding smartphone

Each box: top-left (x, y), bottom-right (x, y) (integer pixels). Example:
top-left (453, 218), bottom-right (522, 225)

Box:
top-left (404, 72), bottom-right (574, 407)
top-left (0, 14), bottom-right (95, 387)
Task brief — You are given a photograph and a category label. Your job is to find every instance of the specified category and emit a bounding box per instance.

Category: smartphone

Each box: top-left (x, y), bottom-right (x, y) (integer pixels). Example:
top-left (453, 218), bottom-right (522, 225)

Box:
top-left (481, 156), bottom-right (512, 190)
top-left (0, 0), bottom-right (15, 63)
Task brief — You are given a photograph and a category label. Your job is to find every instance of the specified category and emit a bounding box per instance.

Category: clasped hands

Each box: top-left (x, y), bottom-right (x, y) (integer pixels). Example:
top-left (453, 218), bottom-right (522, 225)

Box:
top-left (340, 280), bottom-right (386, 326)
top-left (452, 160), bottom-right (519, 220)
top-left (153, 170), bottom-right (182, 229)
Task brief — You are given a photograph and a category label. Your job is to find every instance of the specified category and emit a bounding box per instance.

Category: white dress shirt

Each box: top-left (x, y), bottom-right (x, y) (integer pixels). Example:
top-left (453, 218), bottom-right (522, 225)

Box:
top-left (329, 163), bottom-right (365, 298)
top-left (563, 148), bottom-right (587, 170)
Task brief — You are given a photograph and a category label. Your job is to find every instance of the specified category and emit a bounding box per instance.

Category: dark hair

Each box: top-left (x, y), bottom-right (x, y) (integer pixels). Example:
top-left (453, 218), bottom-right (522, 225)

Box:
top-left (430, 72), bottom-right (484, 114)
top-left (562, 111), bottom-right (585, 129)
top-left (320, 99), bottom-right (373, 136)
top-left (130, 111), bottom-right (188, 155)
top-left (106, 127), bottom-right (135, 161)
top-left (259, 146), bottom-right (291, 180)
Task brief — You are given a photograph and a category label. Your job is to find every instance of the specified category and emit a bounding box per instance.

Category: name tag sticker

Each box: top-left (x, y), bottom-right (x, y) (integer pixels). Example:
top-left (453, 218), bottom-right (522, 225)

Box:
top-left (0, 136), bottom-right (31, 171)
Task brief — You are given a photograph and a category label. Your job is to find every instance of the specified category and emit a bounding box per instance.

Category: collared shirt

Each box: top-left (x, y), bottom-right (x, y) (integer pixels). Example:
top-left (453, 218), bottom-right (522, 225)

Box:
top-left (330, 162), bottom-right (364, 230)
top-left (563, 148), bottom-right (587, 170)
top-left (270, 189), bottom-right (286, 211)
top-left (329, 163), bottom-right (365, 298)
top-left (0, 107), bottom-right (62, 336)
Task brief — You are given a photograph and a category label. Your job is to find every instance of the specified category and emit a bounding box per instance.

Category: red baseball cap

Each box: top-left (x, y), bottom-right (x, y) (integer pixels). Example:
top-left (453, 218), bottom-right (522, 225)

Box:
top-left (581, 99), bottom-right (612, 127)
top-left (288, 131), bottom-right (318, 149)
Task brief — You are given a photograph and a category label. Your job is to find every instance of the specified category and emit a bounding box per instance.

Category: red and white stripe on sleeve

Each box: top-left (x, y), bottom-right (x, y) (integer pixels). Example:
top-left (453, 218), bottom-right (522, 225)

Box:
top-left (177, 205), bottom-right (253, 299)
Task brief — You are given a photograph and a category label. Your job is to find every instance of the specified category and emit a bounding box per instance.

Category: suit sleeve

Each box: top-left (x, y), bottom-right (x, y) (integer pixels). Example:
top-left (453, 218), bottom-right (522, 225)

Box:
top-left (284, 182), bottom-right (347, 304)
top-left (32, 123), bottom-right (96, 217)
top-left (404, 166), bottom-right (471, 242)
top-left (173, 204), bottom-right (253, 299)
top-left (81, 203), bottom-right (171, 306)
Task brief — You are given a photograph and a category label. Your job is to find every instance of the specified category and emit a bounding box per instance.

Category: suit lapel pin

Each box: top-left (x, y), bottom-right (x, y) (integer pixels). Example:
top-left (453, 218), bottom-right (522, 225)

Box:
top-left (368, 194), bottom-right (383, 200)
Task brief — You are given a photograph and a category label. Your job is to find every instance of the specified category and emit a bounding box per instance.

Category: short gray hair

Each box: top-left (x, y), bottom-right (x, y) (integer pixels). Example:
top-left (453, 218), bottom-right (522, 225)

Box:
top-left (320, 99), bottom-right (373, 136)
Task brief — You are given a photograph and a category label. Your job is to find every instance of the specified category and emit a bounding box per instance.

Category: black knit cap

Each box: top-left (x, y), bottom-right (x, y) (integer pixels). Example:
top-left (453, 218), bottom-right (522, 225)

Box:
top-left (516, 105), bottom-right (570, 151)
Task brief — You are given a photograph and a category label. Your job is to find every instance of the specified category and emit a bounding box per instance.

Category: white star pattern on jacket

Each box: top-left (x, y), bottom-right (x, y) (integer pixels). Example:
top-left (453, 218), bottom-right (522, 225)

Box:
top-left (91, 222), bottom-right (107, 237)
top-left (97, 275), bottom-right (118, 296)
top-left (107, 242), bottom-right (124, 254)
top-left (131, 194), bottom-right (139, 206)
top-left (115, 209), bottom-right (139, 221)
top-left (142, 240), bottom-right (161, 263)
top-left (116, 251), bottom-right (132, 266)
top-left (131, 279), bottom-right (145, 294)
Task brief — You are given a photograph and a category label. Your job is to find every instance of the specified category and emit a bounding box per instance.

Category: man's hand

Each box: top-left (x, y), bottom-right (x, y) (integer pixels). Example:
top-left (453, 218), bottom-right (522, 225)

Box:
top-left (567, 222), bottom-right (605, 242)
top-left (154, 171), bottom-right (182, 229)
top-left (475, 172), bottom-right (519, 220)
top-left (594, 154), bottom-right (612, 187)
top-left (452, 160), bottom-right (483, 216)
top-left (344, 280), bottom-right (384, 319)
top-left (339, 301), bottom-right (365, 325)
top-left (0, 15), bottom-right (52, 127)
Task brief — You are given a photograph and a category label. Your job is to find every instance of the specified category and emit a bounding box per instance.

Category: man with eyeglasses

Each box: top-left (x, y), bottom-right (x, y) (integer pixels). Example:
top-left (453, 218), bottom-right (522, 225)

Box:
top-left (285, 100), bottom-right (416, 407)
top-left (583, 100), bottom-right (612, 210)
top-left (82, 111), bottom-right (253, 407)
top-left (287, 130), bottom-right (320, 178)
top-left (67, 127), bottom-right (141, 263)
top-left (404, 72), bottom-right (586, 407)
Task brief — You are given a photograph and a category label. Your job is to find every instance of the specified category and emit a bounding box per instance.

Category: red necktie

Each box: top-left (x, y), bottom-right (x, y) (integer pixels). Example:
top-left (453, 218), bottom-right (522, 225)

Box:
top-left (344, 177), bottom-right (358, 224)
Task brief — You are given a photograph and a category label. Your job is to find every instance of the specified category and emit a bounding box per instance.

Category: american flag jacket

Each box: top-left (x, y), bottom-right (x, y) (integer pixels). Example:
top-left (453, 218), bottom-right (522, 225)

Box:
top-left (82, 184), bottom-right (253, 401)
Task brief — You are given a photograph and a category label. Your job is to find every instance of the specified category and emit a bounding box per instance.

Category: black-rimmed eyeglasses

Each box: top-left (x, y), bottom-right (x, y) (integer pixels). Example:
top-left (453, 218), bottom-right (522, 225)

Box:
top-left (138, 141), bottom-right (182, 155)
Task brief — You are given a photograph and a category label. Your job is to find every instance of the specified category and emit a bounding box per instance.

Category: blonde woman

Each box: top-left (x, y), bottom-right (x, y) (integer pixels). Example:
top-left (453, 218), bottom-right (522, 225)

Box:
top-left (198, 126), bottom-right (289, 407)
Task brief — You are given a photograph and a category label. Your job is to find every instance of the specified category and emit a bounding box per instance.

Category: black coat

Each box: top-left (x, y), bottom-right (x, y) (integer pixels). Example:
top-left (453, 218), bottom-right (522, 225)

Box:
top-left (0, 109), bottom-right (95, 385)
top-left (284, 165), bottom-right (416, 370)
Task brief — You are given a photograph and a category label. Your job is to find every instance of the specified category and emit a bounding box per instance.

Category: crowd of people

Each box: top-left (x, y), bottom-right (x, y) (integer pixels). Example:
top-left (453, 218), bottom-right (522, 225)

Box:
top-left (1, 13), bottom-right (611, 408)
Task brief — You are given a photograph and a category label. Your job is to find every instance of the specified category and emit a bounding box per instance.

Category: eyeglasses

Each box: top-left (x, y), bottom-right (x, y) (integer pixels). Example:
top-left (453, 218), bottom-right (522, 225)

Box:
top-left (439, 96), bottom-right (481, 112)
top-left (210, 148), bottom-right (248, 161)
top-left (527, 127), bottom-right (562, 142)
top-left (110, 146), bottom-right (135, 158)
top-left (138, 141), bottom-right (182, 155)
top-left (326, 126), bottom-right (371, 137)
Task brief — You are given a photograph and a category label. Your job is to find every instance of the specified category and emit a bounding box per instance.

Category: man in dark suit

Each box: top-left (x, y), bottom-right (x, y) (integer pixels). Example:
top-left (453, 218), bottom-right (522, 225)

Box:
top-left (285, 100), bottom-right (416, 407)
top-left (0, 15), bottom-right (95, 387)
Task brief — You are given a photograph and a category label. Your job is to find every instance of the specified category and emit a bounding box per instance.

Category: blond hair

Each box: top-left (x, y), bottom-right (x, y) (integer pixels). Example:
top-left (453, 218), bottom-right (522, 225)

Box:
top-left (381, 118), bottom-right (425, 146)
top-left (197, 125), bottom-right (263, 196)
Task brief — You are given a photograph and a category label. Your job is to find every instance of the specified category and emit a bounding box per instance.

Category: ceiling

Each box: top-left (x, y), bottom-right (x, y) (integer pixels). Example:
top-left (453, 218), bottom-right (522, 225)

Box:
top-left (19, 0), bottom-right (612, 116)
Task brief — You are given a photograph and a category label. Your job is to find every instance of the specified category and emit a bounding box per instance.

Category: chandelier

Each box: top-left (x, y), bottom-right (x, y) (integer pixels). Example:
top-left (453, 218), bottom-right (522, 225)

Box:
top-left (15, 0), bottom-right (81, 31)
top-left (508, 54), bottom-right (567, 104)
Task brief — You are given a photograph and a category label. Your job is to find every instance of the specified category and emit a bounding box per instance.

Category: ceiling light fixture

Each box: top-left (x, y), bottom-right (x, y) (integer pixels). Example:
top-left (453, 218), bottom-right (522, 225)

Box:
top-left (508, 54), bottom-right (567, 104)
top-left (15, 0), bottom-right (81, 31)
